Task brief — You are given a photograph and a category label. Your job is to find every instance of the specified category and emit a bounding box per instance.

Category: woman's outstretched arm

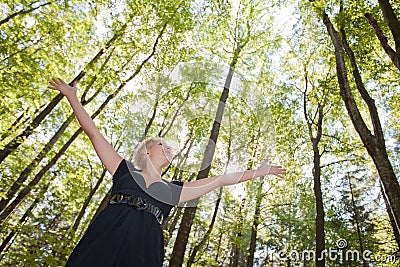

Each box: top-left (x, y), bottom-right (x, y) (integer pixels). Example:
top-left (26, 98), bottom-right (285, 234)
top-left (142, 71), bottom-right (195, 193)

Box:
top-left (179, 159), bottom-right (286, 203)
top-left (48, 78), bottom-right (122, 175)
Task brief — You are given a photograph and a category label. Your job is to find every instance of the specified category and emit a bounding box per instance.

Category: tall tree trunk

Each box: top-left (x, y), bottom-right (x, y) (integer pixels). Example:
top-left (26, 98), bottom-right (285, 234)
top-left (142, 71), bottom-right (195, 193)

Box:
top-left (0, 17), bottom-right (172, 222)
top-left (303, 66), bottom-right (326, 267)
top-left (168, 43), bottom-right (242, 267)
top-left (313, 131), bottom-right (325, 267)
top-left (244, 132), bottom-right (261, 267)
top-left (323, 13), bottom-right (400, 248)
top-left (164, 143), bottom-right (197, 246)
top-left (0, 19), bottom-right (128, 165)
top-left (164, 147), bottom-right (197, 247)
top-left (0, 2), bottom-right (51, 26)
top-left (247, 180), bottom-right (264, 267)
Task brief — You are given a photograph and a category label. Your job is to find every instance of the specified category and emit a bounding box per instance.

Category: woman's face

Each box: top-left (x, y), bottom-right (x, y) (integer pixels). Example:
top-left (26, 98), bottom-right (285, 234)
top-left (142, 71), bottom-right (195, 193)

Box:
top-left (146, 138), bottom-right (173, 168)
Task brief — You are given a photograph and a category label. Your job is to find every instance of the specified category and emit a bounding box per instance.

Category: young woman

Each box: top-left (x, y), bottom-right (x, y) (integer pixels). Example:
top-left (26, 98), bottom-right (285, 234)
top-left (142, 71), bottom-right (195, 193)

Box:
top-left (48, 78), bottom-right (286, 266)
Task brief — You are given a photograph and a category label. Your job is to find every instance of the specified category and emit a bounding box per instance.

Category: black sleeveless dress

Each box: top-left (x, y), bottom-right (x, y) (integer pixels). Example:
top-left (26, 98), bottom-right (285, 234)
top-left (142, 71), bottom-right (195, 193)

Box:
top-left (65, 159), bottom-right (183, 267)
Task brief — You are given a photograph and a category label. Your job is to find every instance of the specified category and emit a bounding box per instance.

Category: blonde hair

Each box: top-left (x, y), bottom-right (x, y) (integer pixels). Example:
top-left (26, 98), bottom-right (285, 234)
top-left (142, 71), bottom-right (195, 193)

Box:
top-left (132, 138), bottom-right (160, 170)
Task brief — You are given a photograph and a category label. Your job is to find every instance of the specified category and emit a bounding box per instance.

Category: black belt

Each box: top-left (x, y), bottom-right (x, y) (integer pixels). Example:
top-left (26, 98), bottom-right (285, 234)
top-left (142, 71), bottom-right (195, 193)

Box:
top-left (109, 193), bottom-right (164, 224)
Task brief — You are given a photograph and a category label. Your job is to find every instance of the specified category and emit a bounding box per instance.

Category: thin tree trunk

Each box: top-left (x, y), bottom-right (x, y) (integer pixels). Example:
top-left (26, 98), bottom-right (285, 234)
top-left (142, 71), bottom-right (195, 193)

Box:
top-left (229, 196), bottom-right (246, 267)
top-left (71, 168), bottom-right (107, 232)
top-left (187, 187), bottom-right (223, 266)
top-left (0, 1), bottom-right (51, 26)
top-left (0, 190), bottom-right (41, 255)
top-left (165, 207), bottom-right (183, 243)
top-left (364, 3), bottom-right (400, 71)
top-left (159, 82), bottom-right (195, 137)
top-left (89, 188), bottom-right (112, 227)
top-left (312, 117), bottom-right (325, 267)
top-left (168, 43), bottom-right (242, 267)
top-left (347, 175), bottom-right (367, 267)
top-left (1, 112), bottom-right (25, 141)
top-left (215, 229), bottom-right (223, 264)
top-left (379, 180), bottom-right (400, 245)
top-left (247, 180), bottom-right (264, 267)
top-left (163, 145), bottom-right (197, 246)
top-left (187, 118), bottom-right (233, 266)
top-left (164, 143), bottom-right (197, 245)
top-left (141, 100), bottom-right (159, 142)
top-left (0, 172), bottom-right (54, 259)
top-left (0, 105), bottom-right (40, 142)
top-left (303, 64), bottom-right (326, 266)
top-left (244, 131), bottom-right (261, 267)
top-left (364, 13), bottom-right (399, 71)
top-left (323, 13), bottom-right (400, 248)
top-left (377, 0), bottom-right (400, 54)
top-left (56, 167), bottom-right (109, 259)
top-left (162, 128), bottom-right (195, 176)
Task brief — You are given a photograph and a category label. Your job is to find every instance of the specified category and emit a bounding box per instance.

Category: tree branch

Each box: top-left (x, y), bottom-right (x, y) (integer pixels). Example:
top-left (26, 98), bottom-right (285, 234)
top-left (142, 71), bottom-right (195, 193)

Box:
top-left (365, 13), bottom-right (400, 70)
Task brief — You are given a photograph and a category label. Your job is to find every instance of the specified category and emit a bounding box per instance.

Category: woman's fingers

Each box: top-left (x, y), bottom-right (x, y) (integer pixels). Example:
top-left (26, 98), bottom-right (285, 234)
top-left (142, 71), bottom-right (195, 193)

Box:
top-left (56, 77), bottom-right (66, 84)
top-left (270, 165), bottom-right (286, 178)
top-left (48, 83), bottom-right (58, 90)
top-left (48, 78), bottom-right (68, 90)
top-left (48, 80), bottom-right (60, 90)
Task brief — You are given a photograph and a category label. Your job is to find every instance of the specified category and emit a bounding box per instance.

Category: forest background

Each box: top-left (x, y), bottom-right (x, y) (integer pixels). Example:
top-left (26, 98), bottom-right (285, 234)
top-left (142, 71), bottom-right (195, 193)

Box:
top-left (0, 0), bottom-right (399, 266)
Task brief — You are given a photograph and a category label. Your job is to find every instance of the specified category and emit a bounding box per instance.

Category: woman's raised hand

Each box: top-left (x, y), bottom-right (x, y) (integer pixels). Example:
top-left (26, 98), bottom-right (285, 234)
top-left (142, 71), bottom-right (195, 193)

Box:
top-left (256, 158), bottom-right (286, 179)
top-left (48, 78), bottom-right (77, 98)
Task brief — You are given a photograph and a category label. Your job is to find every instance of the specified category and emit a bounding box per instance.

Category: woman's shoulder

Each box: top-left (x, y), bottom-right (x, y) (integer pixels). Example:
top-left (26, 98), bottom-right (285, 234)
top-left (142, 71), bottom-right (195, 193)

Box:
top-left (113, 159), bottom-right (133, 177)
top-left (114, 158), bottom-right (143, 178)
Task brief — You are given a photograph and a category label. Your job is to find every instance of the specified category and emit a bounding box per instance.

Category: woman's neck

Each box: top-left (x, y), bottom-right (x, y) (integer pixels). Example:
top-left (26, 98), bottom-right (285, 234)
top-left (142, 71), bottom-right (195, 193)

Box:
top-left (141, 166), bottom-right (162, 184)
